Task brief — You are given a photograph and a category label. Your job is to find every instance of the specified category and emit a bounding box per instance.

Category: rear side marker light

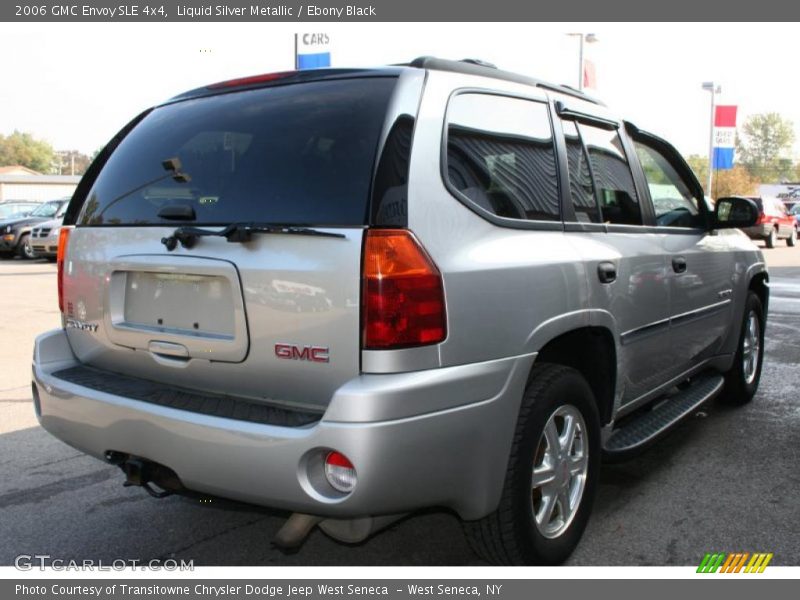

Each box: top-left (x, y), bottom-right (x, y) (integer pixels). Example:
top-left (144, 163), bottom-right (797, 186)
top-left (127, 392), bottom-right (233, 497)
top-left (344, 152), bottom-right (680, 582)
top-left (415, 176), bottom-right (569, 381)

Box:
top-left (362, 229), bottom-right (447, 350)
top-left (57, 226), bottom-right (72, 313)
top-left (324, 451), bottom-right (357, 493)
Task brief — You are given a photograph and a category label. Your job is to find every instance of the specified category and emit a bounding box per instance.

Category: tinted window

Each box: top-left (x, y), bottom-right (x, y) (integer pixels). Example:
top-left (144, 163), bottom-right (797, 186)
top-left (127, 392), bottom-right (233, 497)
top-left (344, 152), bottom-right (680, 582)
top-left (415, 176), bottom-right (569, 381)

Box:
top-left (635, 141), bottom-right (702, 228)
top-left (79, 78), bottom-right (397, 226)
top-left (562, 120), bottom-right (600, 223)
top-left (579, 124), bottom-right (642, 226)
top-left (446, 93), bottom-right (560, 222)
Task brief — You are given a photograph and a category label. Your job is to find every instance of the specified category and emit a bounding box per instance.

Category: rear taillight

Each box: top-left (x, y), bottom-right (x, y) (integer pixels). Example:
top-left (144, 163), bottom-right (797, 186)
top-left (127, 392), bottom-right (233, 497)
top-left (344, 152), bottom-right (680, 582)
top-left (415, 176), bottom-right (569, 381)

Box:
top-left (57, 227), bottom-right (72, 313)
top-left (362, 229), bottom-right (446, 350)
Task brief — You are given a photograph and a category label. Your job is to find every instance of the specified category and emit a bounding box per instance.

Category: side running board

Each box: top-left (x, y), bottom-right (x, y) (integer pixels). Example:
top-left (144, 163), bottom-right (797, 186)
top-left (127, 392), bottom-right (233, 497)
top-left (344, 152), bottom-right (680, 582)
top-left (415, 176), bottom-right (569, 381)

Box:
top-left (604, 373), bottom-right (725, 459)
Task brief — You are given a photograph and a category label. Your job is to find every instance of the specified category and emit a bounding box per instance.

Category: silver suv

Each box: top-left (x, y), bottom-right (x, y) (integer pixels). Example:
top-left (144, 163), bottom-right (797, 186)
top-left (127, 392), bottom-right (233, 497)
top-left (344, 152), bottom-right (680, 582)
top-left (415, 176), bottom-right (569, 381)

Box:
top-left (33, 58), bottom-right (767, 564)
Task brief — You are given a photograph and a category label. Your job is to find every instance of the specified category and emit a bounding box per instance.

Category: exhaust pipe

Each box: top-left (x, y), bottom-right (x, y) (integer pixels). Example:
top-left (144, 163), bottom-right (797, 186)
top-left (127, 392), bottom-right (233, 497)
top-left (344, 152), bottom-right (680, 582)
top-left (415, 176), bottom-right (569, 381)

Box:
top-left (272, 512), bottom-right (407, 550)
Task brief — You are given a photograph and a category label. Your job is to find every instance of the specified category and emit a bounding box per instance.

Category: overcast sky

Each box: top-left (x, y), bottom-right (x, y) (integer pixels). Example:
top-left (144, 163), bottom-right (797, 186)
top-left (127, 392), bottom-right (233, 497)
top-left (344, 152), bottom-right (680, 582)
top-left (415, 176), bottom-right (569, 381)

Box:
top-left (1, 22), bottom-right (799, 160)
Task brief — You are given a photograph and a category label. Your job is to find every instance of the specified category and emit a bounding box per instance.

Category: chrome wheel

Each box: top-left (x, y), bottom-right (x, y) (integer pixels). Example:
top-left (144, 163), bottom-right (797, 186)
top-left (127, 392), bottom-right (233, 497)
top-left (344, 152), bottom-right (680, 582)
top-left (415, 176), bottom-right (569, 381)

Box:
top-left (22, 237), bottom-right (35, 259)
top-left (742, 310), bottom-right (761, 385)
top-left (531, 404), bottom-right (588, 539)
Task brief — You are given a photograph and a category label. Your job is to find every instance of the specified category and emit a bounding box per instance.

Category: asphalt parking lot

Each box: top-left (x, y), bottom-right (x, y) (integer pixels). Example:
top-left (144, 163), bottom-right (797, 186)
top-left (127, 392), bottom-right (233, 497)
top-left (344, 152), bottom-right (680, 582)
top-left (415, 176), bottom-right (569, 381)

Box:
top-left (1, 245), bottom-right (798, 567)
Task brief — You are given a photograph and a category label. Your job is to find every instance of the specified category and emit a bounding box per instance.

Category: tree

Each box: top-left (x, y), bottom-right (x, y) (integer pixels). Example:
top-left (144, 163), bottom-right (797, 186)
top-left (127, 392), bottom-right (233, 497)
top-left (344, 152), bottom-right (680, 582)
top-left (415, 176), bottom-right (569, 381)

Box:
top-left (55, 150), bottom-right (92, 176)
top-left (684, 155), bottom-right (757, 198)
top-left (0, 130), bottom-right (56, 173)
top-left (737, 113), bottom-right (795, 181)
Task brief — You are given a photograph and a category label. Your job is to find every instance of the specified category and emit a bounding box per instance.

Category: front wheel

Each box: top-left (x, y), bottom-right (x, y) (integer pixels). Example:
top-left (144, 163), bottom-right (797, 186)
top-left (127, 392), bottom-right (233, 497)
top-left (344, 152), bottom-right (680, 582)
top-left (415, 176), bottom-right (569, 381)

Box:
top-left (17, 234), bottom-right (35, 259)
top-left (718, 291), bottom-right (765, 406)
top-left (464, 363), bottom-right (600, 565)
top-left (788, 227), bottom-right (797, 247)
top-left (765, 228), bottom-right (777, 249)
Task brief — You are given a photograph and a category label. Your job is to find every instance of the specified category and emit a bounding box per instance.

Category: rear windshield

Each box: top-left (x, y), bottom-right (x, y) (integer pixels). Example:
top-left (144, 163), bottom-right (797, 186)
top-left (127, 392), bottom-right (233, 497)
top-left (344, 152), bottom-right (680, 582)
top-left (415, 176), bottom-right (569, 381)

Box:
top-left (78, 77), bottom-right (397, 226)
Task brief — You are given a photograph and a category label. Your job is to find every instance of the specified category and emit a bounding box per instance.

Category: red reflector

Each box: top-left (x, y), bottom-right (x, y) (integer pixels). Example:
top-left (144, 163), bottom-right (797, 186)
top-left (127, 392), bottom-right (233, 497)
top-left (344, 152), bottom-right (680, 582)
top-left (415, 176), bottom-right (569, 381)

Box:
top-left (207, 71), bottom-right (296, 89)
top-left (362, 229), bottom-right (446, 350)
top-left (57, 227), bottom-right (72, 314)
top-left (325, 451), bottom-right (354, 469)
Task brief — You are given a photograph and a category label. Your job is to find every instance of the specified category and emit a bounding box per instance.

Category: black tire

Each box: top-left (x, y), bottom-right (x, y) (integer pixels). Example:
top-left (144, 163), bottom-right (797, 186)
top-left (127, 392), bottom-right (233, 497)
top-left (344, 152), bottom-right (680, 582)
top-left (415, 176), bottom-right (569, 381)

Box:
top-left (464, 363), bottom-right (601, 565)
top-left (718, 291), bottom-right (764, 406)
top-left (17, 234), bottom-right (34, 259)
top-left (787, 227), bottom-right (797, 247)
top-left (765, 228), bottom-right (776, 249)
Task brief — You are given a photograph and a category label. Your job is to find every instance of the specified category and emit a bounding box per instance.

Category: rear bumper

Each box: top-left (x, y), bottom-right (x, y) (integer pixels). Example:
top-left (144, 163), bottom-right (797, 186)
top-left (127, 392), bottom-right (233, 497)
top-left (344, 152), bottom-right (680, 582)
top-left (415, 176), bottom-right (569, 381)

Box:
top-left (742, 223), bottom-right (773, 239)
top-left (33, 329), bottom-right (534, 520)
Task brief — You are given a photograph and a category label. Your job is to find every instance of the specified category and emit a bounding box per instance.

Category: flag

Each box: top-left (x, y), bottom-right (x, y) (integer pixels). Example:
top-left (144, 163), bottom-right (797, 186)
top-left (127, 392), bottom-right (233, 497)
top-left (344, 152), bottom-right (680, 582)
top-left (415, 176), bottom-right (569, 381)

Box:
top-left (583, 59), bottom-right (597, 89)
top-left (712, 105), bottom-right (737, 170)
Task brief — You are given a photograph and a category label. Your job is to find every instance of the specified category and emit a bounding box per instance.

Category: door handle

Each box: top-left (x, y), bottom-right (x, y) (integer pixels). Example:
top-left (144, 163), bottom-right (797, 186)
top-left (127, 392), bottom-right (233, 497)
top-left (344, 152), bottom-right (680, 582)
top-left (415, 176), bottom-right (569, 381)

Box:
top-left (672, 256), bottom-right (687, 274)
top-left (597, 262), bottom-right (617, 284)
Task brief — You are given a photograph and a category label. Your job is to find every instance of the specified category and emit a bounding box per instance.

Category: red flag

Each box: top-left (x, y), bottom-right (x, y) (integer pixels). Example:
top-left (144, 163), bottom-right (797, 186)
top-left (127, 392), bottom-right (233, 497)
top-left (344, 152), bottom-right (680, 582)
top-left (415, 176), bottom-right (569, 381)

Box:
top-left (583, 59), bottom-right (597, 89)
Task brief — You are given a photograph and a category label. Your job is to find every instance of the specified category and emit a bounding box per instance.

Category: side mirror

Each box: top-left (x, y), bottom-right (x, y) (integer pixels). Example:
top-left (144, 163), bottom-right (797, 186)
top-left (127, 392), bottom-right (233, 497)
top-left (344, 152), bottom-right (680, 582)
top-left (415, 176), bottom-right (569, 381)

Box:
top-left (714, 197), bottom-right (759, 229)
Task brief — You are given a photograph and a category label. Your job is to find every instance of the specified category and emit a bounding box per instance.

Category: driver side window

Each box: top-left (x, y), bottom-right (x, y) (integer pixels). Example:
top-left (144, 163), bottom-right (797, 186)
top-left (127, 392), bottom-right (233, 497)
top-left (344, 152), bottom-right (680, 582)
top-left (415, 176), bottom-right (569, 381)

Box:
top-left (634, 141), bottom-right (703, 228)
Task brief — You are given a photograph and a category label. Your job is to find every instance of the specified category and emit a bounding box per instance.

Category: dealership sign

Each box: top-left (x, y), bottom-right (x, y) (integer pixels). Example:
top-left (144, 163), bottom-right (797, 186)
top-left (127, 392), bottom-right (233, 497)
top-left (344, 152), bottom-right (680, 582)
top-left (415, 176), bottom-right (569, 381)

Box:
top-left (712, 105), bottom-right (737, 170)
top-left (295, 33), bottom-right (331, 69)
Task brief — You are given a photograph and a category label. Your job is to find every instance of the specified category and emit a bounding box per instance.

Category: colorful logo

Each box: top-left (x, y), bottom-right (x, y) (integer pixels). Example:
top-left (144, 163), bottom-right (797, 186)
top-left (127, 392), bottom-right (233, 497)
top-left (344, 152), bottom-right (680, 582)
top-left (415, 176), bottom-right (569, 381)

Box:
top-left (697, 552), bottom-right (773, 573)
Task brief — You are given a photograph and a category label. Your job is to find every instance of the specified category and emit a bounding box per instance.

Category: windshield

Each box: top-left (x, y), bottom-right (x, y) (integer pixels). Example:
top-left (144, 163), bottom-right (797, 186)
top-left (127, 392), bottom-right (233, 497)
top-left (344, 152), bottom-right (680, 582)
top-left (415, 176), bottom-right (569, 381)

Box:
top-left (30, 202), bottom-right (60, 218)
top-left (79, 77), bottom-right (398, 227)
top-left (0, 204), bottom-right (35, 219)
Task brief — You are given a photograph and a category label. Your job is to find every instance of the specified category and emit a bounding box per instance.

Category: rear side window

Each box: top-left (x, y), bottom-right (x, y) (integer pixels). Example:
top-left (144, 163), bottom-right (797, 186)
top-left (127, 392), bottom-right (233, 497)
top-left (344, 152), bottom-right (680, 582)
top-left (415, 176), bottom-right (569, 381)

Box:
top-left (579, 124), bottom-right (642, 226)
top-left (78, 78), bottom-right (398, 226)
top-left (445, 93), bottom-right (560, 222)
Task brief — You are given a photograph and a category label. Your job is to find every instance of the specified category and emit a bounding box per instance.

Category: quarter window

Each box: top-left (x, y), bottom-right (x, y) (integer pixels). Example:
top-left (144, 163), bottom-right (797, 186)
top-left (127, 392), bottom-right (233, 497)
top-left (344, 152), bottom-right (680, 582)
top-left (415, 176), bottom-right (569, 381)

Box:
top-left (579, 124), bottom-right (642, 226)
top-left (445, 93), bottom-right (560, 222)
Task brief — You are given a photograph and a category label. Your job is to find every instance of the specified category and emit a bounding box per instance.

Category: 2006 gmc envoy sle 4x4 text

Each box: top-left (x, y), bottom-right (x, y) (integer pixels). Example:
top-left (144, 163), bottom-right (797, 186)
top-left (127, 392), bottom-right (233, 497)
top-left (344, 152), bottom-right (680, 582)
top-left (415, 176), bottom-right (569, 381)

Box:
top-left (33, 57), bottom-right (768, 565)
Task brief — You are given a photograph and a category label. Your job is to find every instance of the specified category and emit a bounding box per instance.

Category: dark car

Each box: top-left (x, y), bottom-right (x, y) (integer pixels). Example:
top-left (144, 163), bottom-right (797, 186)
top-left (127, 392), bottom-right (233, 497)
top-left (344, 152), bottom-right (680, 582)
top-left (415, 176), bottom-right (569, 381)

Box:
top-left (0, 201), bottom-right (39, 220)
top-left (0, 199), bottom-right (69, 259)
top-left (741, 196), bottom-right (797, 248)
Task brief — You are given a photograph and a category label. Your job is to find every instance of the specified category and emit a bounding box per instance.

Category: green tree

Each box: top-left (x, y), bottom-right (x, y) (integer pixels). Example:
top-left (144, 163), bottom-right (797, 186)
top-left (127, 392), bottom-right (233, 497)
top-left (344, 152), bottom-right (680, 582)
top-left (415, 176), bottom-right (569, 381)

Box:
top-left (0, 130), bottom-right (56, 173)
top-left (686, 154), bottom-right (709, 193)
top-left (55, 150), bottom-right (92, 175)
top-left (736, 113), bottom-right (795, 181)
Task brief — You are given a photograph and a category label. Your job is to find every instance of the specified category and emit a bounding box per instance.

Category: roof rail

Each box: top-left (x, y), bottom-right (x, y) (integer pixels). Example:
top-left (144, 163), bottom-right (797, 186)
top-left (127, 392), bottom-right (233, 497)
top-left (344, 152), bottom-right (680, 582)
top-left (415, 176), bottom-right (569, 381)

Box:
top-left (405, 56), bottom-right (604, 106)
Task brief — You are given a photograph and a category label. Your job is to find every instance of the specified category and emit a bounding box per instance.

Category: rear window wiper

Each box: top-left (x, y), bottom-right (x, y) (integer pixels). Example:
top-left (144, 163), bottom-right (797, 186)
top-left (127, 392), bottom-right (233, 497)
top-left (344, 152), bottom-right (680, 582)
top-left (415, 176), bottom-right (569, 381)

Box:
top-left (161, 222), bottom-right (346, 251)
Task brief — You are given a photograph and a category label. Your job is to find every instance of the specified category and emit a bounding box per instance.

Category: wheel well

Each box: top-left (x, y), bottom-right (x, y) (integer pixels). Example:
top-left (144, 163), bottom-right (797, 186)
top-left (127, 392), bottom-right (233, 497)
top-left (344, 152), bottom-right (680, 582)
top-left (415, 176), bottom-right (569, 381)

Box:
top-left (749, 272), bottom-right (769, 315)
top-left (535, 327), bottom-right (616, 425)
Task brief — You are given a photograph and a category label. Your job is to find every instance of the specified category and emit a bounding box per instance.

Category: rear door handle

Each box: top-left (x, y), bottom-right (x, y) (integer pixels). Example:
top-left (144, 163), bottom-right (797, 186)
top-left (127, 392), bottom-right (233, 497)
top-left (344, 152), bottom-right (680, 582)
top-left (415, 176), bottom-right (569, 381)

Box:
top-left (672, 256), bottom-right (687, 274)
top-left (597, 262), bottom-right (617, 284)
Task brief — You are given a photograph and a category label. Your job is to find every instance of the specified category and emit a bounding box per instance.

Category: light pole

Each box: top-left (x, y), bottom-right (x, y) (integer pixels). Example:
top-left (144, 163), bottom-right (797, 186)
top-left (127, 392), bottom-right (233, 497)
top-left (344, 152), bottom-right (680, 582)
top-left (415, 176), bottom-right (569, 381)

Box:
top-left (702, 81), bottom-right (721, 197)
top-left (567, 33), bottom-right (598, 91)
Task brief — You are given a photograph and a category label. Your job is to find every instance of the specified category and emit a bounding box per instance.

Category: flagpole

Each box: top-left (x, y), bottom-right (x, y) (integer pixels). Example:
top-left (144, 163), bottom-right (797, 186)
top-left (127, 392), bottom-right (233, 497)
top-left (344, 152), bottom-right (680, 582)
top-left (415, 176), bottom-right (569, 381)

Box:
top-left (702, 81), bottom-right (719, 197)
top-left (293, 33), bottom-right (298, 70)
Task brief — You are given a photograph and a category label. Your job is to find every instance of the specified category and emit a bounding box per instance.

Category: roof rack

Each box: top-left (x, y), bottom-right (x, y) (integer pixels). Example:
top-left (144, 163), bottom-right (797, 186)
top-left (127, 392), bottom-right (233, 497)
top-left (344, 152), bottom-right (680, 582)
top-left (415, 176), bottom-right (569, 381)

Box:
top-left (406, 56), bottom-right (604, 106)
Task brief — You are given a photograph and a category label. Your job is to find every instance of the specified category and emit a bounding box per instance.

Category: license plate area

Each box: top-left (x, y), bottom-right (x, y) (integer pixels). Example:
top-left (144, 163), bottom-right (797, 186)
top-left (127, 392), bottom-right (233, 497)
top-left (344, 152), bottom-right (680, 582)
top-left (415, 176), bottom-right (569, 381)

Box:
top-left (122, 271), bottom-right (235, 339)
top-left (105, 255), bottom-right (249, 363)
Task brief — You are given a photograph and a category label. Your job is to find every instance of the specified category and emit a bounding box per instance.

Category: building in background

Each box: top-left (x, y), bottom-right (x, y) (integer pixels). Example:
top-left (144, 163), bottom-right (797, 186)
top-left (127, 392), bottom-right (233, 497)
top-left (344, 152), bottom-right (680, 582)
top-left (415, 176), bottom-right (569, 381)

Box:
top-left (0, 167), bottom-right (80, 201)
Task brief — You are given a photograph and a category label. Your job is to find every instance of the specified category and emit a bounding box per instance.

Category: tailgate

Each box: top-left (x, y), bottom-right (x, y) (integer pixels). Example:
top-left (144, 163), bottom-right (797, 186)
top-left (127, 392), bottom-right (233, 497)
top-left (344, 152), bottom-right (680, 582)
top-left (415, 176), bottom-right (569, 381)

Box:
top-left (63, 227), bottom-right (363, 410)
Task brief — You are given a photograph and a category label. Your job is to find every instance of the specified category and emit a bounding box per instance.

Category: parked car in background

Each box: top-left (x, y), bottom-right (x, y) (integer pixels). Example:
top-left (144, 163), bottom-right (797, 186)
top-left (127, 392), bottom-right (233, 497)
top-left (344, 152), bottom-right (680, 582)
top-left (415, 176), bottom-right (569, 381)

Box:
top-left (0, 199), bottom-right (68, 259)
top-left (741, 196), bottom-right (797, 248)
top-left (790, 203), bottom-right (800, 228)
top-left (30, 204), bottom-right (68, 261)
top-left (0, 201), bottom-right (39, 220)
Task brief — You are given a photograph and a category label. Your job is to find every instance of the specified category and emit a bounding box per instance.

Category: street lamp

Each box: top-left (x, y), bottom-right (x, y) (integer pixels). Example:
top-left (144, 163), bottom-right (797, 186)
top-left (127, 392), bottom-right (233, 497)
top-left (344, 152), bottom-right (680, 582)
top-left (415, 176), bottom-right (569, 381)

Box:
top-left (567, 33), bottom-right (598, 91)
top-left (702, 81), bottom-right (722, 197)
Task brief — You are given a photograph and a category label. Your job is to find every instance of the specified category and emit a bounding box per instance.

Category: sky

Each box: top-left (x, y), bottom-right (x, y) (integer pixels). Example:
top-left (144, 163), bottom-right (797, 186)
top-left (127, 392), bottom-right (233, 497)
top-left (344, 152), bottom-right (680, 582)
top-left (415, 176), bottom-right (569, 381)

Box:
top-left (1, 21), bottom-right (799, 161)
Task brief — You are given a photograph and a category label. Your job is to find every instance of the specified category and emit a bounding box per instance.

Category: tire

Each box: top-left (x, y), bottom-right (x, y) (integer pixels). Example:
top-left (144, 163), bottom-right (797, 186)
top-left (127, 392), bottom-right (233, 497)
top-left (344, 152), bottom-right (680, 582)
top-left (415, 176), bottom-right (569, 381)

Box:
top-left (17, 234), bottom-right (35, 259)
top-left (765, 228), bottom-right (776, 249)
top-left (787, 227), bottom-right (797, 247)
top-left (464, 363), bottom-right (601, 565)
top-left (718, 292), bottom-right (765, 406)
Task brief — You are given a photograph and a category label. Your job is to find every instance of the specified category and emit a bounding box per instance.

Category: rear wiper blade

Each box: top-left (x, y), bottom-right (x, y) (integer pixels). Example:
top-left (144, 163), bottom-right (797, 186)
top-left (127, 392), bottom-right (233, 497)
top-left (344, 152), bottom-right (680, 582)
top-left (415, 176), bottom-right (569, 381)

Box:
top-left (161, 222), bottom-right (346, 251)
